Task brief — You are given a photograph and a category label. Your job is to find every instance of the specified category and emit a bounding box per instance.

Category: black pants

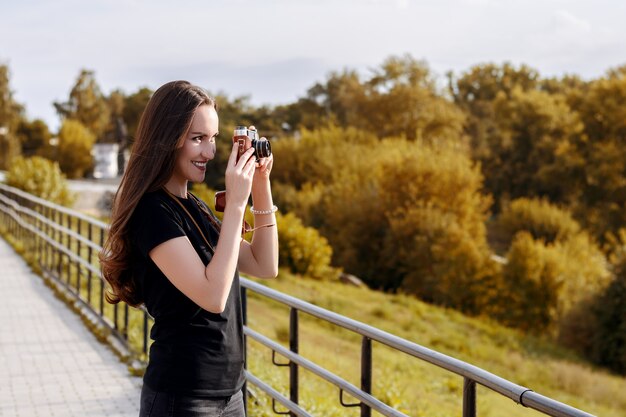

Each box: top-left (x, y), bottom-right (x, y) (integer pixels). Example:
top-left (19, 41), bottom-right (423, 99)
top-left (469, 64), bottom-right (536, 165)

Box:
top-left (139, 384), bottom-right (245, 417)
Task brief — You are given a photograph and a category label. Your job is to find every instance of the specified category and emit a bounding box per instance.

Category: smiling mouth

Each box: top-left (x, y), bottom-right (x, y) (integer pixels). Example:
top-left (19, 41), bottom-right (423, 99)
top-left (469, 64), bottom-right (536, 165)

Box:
top-left (192, 161), bottom-right (207, 169)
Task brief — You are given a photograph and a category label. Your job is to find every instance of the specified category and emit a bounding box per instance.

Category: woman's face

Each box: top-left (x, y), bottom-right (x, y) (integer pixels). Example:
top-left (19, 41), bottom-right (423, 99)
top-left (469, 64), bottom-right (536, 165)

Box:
top-left (172, 104), bottom-right (219, 184)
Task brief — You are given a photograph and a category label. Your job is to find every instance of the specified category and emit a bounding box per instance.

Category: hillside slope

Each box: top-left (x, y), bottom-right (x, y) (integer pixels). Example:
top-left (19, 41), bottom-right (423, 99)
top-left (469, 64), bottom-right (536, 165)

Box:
top-left (244, 271), bottom-right (626, 417)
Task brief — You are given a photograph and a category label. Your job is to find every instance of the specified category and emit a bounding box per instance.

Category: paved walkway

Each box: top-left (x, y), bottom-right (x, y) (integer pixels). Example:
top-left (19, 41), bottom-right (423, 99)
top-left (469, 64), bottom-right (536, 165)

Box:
top-left (0, 238), bottom-right (142, 416)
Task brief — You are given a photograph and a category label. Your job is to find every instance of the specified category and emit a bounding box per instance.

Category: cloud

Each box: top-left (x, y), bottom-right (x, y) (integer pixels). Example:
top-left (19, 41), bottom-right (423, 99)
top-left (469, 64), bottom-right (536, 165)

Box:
top-left (396, 0), bottom-right (409, 9)
top-left (553, 10), bottom-right (592, 35)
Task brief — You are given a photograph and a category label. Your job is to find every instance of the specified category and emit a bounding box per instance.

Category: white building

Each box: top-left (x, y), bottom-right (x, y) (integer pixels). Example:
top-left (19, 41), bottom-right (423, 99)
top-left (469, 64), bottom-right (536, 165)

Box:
top-left (92, 143), bottom-right (119, 179)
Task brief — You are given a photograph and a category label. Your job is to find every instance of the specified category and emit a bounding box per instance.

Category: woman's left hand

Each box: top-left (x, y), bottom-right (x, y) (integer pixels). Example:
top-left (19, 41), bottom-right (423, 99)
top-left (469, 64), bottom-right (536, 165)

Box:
top-left (254, 151), bottom-right (273, 182)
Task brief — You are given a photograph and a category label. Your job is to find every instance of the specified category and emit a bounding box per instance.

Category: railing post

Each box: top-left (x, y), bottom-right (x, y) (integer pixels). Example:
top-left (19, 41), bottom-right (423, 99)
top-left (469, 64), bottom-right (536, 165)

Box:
top-left (289, 308), bottom-right (299, 416)
top-left (361, 337), bottom-right (372, 417)
top-left (56, 210), bottom-right (62, 281)
top-left (76, 218), bottom-right (82, 295)
top-left (65, 213), bottom-right (71, 286)
top-left (463, 378), bottom-right (476, 417)
top-left (241, 286), bottom-right (248, 416)
top-left (123, 304), bottom-right (129, 340)
top-left (36, 204), bottom-right (43, 266)
top-left (44, 206), bottom-right (50, 272)
top-left (87, 223), bottom-right (93, 304)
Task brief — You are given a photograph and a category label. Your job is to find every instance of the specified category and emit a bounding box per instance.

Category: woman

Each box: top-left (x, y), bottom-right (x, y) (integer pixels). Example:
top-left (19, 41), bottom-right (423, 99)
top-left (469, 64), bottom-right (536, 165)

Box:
top-left (100, 80), bottom-right (278, 416)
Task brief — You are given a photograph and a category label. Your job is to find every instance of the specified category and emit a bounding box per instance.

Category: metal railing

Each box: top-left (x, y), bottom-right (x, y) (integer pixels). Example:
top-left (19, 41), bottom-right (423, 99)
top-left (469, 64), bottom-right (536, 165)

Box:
top-left (0, 183), bottom-right (596, 417)
top-left (0, 183), bottom-right (152, 363)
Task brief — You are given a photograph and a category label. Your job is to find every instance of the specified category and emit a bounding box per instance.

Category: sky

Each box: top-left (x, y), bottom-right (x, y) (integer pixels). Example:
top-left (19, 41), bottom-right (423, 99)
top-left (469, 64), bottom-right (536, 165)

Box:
top-left (1, 0), bottom-right (625, 131)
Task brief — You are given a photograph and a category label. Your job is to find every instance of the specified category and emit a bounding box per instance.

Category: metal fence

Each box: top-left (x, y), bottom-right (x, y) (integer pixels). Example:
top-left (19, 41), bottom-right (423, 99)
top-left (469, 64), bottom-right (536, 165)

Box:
top-left (0, 183), bottom-right (595, 417)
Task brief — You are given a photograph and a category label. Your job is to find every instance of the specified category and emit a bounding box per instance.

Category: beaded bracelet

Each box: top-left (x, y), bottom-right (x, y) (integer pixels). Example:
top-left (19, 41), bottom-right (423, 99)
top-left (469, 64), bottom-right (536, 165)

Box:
top-left (250, 205), bottom-right (278, 215)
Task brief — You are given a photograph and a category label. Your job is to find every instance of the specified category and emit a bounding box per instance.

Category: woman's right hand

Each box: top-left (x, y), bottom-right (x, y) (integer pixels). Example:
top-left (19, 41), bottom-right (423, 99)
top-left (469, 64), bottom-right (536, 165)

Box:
top-left (224, 143), bottom-right (256, 211)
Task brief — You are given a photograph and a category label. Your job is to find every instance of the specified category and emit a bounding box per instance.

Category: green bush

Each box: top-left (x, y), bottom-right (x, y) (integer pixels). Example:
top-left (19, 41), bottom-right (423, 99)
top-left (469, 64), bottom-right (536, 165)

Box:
top-left (499, 230), bottom-right (611, 333)
top-left (498, 232), bottom-right (565, 331)
top-left (588, 266), bottom-right (626, 374)
top-left (561, 229), bottom-right (626, 375)
top-left (5, 156), bottom-right (74, 206)
top-left (560, 261), bottom-right (626, 376)
top-left (277, 212), bottom-right (338, 280)
top-left (271, 124), bottom-right (378, 190)
top-left (497, 198), bottom-right (581, 245)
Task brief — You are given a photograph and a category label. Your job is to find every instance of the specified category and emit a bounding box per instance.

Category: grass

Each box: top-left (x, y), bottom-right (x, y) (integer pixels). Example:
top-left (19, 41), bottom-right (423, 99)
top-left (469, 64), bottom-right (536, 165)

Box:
top-left (2, 208), bottom-right (625, 416)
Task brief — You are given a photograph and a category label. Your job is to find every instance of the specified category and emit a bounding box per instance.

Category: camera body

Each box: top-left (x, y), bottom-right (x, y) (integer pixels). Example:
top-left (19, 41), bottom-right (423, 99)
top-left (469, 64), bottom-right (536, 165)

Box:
top-left (215, 126), bottom-right (272, 212)
top-left (234, 126), bottom-right (271, 163)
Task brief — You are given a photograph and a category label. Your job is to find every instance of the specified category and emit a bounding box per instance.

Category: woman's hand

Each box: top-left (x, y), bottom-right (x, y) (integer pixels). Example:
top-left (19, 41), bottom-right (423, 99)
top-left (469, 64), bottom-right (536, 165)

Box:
top-left (224, 142), bottom-right (256, 211)
top-left (254, 152), bottom-right (273, 182)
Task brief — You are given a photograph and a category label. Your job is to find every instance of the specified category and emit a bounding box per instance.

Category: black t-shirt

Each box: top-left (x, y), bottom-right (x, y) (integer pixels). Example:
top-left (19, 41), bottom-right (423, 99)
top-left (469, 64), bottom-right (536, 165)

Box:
top-left (129, 189), bottom-right (245, 397)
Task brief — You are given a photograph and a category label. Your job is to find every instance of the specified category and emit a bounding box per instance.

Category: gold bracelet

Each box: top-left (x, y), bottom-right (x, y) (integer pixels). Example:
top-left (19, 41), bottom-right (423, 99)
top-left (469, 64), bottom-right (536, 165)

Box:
top-left (250, 205), bottom-right (278, 215)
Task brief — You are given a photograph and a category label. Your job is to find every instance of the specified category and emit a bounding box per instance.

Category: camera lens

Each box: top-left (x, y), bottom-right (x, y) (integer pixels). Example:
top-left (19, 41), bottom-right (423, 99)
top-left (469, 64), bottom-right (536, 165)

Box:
top-left (252, 138), bottom-right (272, 159)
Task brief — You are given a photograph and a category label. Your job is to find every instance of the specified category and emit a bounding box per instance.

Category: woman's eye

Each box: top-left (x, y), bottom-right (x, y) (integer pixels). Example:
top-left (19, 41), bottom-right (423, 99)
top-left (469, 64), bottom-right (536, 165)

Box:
top-left (192, 136), bottom-right (203, 142)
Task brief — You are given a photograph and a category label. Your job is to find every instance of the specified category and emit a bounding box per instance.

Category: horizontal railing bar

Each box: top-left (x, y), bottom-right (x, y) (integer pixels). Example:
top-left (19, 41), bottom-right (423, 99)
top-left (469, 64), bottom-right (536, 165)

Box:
top-left (521, 391), bottom-right (594, 417)
top-left (39, 267), bottom-right (120, 340)
top-left (0, 193), bottom-right (103, 253)
top-left (0, 200), bottom-right (151, 318)
top-left (241, 278), bottom-right (595, 417)
top-left (0, 205), bottom-right (102, 277)
top-left (245, 371), bottom-right (314, 417)
top-left (0, 183), bottom-right (108, 229)
top-left (245, 326), bottom-right (407, 417)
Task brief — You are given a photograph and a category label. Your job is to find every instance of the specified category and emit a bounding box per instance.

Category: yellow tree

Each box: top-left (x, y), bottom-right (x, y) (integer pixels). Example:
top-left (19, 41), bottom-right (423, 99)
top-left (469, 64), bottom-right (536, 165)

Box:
top-left (573, 70), bottom-right (626, 238)
top-left (122, 87), bottom-right (152, 139)
top-left (5, 156), bottom-right (74, 206)
top-left (17, 119), bottom-right (51, 157)
top-left (274, 126), bottom-right (499, 314)
top-left (0, 64), bottom-right (25, 169)
top-left (449, 62), bottom-right (540, 160)
top-left (495, 198), bottom-right (610, 332)
top-left (297, 55), bottom-right (465, 141)
top-left (362, 55), bottom-right (465, 141)
top-left (489, 87), bottom-right (585, 205)
top-left (57, 119), bottom-right (96, 178)
top-left (54, 69), bottom-right (110, 141)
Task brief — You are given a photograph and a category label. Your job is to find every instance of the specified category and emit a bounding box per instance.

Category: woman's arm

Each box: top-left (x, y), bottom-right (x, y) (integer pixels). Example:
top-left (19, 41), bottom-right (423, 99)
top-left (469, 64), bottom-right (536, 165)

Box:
top-left (149, 144), bottom-right (256, 313)
top-left (238, 164), bottom-right (279, 278)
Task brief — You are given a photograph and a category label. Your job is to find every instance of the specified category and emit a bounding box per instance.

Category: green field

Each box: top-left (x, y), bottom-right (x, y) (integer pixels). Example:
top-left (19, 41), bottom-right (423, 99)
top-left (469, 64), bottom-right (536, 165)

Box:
top-left (243, 271), bottom-right (626, 417)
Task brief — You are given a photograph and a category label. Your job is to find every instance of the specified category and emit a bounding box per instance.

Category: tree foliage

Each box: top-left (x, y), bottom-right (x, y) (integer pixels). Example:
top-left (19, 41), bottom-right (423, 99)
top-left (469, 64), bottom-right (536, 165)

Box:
top-left (123, 87), bottom-right (152, 140)
top-left (292, 55), bottom-right (466, 141)
top-left (54, 69), bottom-right (110, 140)
top-left (57, 119), bottom-right (96, 178)
top-left (495, 200), bottom-right (611, 332)
top-left (497, 198), bottom-right (581, 245)
top-left (17, 118), bottom-right (51, 157)
top-left (273, 126), bottom-right (497, 314)
top-left (0, 64), bottom-right (25, 169)
top-left (276, 212), bottom-right (338, 280)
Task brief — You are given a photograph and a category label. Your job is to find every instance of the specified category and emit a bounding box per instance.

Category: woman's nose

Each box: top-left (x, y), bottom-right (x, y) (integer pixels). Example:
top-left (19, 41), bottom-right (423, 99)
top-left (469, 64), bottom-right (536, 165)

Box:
top-left (202, 141), bottom-right (216, 159)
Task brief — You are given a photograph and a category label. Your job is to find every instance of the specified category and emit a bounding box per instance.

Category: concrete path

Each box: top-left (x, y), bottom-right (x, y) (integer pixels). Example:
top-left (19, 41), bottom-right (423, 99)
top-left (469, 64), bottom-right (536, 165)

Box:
top-left (0, 237), bottom-right (142, 416)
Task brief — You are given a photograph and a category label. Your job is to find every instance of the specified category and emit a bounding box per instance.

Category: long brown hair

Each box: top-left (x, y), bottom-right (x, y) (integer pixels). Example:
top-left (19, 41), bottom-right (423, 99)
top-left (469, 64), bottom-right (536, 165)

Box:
top-left (99, 80), bottom-right (215, 306)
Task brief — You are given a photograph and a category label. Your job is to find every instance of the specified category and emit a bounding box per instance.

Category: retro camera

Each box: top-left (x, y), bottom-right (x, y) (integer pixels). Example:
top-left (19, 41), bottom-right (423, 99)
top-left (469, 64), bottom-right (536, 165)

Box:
top-left (234, 126), bottom-right (272, 163)
top-left (214, 126), bottom-right (272, 212)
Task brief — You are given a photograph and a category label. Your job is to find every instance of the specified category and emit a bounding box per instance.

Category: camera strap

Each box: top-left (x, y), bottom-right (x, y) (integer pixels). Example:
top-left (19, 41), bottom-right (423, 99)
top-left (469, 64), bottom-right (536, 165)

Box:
top-left (162, 187), bottom-right (216, 253)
